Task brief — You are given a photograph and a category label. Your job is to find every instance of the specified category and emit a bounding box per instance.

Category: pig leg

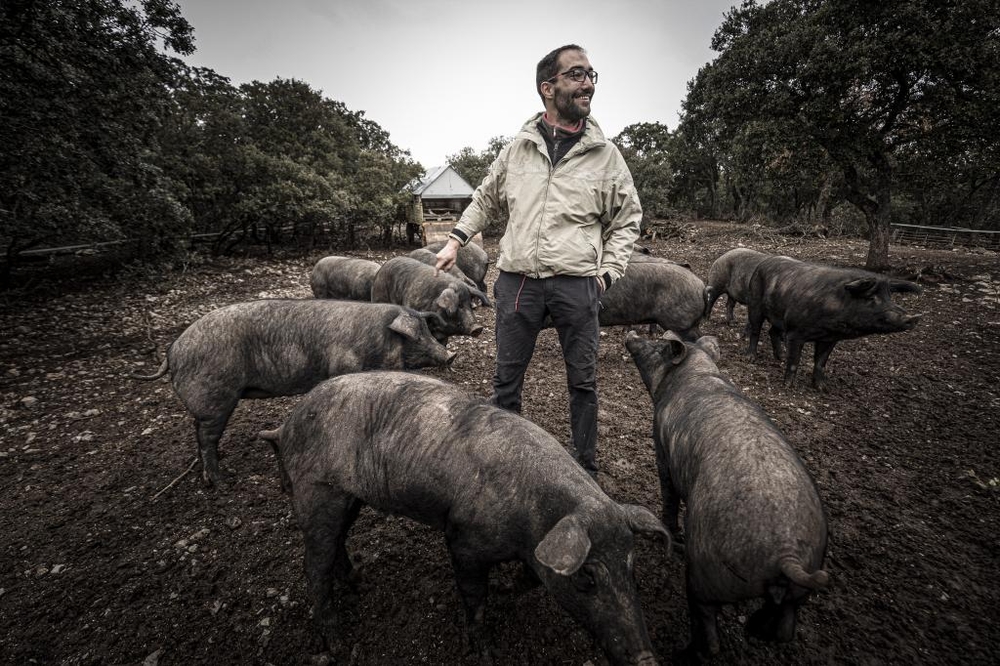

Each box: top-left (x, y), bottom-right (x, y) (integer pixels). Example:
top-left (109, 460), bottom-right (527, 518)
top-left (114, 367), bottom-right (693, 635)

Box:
top-left (680, 577), bottom-right (722, 662)
top-left (193, 404), bottom-right (237, 486)
top-left (447, 542), bottom-right (493, 662)
top-left (747, 596), bottom-right (800, 643)
top-left (295, 488), bottom-right (363, 649)
top-left (811, 341), bottom-right (837, 390)
top-left (725, 296), bottom-right (736, 326)
top-left (768, 325), bottom-right (784, 360)
top-left (782, 336), bottom-right (806, 386)
top-left (746, 306), bottom-right (765, 359)
top-left (654, 440), bottom-right (682, 545)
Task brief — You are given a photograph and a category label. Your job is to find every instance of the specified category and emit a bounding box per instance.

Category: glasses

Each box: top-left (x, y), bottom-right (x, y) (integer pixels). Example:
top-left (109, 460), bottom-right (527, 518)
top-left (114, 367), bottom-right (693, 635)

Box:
top-left (547, 67), bottom-right (598, 85)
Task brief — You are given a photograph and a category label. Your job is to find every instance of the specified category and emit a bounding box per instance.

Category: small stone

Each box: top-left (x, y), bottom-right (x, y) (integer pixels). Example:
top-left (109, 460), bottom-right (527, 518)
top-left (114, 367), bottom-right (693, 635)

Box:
top-left (225, 516), bottom-right (242, 530)
top-left (20, 397), bottom-right (38, 409)
top-left (50, 564), bottom-right (68, 574)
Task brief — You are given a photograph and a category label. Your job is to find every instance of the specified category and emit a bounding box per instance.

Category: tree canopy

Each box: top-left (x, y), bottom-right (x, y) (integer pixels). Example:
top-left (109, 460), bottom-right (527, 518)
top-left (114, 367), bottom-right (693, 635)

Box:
top-left (0, 0), bottom-right (422, 285)
top-left (680, 0), bottom-right (1000, 268)
top-left (3, 0), bottom-right (997, 284)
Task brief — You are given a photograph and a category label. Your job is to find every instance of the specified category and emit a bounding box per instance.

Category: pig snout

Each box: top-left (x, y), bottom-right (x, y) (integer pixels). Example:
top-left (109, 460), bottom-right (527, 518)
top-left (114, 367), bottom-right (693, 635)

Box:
top-left (635, 652), bottom-right (658, 666)
top-left (883, 307), bottom-right (921, 332)
top-left (468, 324), bottom-right (484, 337)
top-left (444, 350), bottom-right (458, 365)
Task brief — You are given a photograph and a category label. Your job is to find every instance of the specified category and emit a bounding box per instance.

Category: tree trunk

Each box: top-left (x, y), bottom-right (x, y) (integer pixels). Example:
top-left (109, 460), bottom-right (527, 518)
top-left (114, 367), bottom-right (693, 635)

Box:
top-left (843, 152), bottom-right (892, 271)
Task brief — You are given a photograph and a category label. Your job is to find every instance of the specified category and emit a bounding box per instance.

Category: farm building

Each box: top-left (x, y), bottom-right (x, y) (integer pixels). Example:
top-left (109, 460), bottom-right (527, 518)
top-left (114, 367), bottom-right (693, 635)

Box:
top-left (405, 165), bottom-right (478, 245)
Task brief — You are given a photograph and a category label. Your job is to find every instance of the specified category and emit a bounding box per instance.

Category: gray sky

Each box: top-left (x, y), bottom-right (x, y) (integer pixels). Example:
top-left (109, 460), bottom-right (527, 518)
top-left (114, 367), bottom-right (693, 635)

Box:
top-left (174, 0), bottom-right (737, 169)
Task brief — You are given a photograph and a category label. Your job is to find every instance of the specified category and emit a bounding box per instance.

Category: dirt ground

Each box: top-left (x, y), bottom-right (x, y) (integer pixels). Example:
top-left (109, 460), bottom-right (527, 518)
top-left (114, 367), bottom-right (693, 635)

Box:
top-left (1, 220), bottom-right (998, 666)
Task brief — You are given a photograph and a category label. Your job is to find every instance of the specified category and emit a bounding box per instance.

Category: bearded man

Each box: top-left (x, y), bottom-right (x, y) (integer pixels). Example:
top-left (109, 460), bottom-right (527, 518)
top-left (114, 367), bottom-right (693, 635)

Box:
top-left (437, 44), bottom-right (641, 480)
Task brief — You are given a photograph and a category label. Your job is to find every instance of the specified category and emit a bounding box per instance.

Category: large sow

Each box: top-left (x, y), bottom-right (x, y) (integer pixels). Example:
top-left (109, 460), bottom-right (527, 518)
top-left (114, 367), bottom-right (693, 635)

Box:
top-left (131, 300), bottom-right (455, 485)
top-left (746, 256), bottom-right (922, 388)
top-left (625, 331), bottom-right (829, 662)
top-left (262, 371), bottom-right (669, 666)
top-left (310, 256), bottom-right (381, 300)
top-left (371, 256), bottom-right (490, 343)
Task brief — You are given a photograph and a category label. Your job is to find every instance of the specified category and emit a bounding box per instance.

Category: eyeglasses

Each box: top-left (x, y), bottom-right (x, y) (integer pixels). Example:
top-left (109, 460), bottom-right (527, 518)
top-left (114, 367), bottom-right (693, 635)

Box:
top-left (546, 67), bottom-right (598, 85)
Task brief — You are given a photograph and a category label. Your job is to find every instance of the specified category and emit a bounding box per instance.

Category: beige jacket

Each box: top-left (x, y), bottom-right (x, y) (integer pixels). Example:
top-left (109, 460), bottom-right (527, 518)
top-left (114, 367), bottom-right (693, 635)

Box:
top-left (451, 113), bottom-right (642, 285)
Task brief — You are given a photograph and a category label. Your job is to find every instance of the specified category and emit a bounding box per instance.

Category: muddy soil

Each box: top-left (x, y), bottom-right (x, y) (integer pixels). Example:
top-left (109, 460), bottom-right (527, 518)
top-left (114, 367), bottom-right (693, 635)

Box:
top-left (1, 220), bottom-right (998, 665)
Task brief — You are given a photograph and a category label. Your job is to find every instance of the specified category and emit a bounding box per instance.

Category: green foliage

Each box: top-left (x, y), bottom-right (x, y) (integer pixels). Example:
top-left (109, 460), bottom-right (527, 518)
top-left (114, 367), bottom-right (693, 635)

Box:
top-left (0, 0), bottom-right (195, 282)
top-left (0, 1), bottom-right (424, 285)
top-left (614, 123), bottom-right (675, 219)
top-left (156, 72), bottom-right (422, 253)
top-left (675, 0), bottom-right (1000, 268)
top-left (447, 136), bottom-right (511, 190)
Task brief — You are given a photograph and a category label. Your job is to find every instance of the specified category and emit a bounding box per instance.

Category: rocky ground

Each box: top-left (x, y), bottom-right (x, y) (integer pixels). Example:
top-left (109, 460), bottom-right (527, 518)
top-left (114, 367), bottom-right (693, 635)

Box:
top-left (1, 220), bottom-right (998, 665)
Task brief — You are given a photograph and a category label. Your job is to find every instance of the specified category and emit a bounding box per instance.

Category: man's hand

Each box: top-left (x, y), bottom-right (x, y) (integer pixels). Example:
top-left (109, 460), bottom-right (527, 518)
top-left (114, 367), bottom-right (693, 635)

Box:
top-left (594, 276), bottom-right (606, 295)
top-left (435, 238), bottom-right (461, 275)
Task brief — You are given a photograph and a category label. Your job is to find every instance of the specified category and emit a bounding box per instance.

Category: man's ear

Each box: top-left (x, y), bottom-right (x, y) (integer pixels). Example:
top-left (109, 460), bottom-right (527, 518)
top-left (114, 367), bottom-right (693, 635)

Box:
top-left (540, 81), bottom-right (555, 101)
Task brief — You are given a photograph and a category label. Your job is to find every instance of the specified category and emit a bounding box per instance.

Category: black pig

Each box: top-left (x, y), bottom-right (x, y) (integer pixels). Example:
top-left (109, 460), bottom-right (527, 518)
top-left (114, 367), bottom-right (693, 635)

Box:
top-left (310, 256), bottom-right (381, 300)
top-left (624, 331), bottom-right (829, 662)
top-left (746, 256), bottom-right (922, 388)
top-left (131, 300), bottom-right (455, 486)
top-left (705, 248), bottom-right (770, 326)
top-left (408, 247), bottom-right (478, 290)
top-left (426, 239), bottom-right (490, 292)
top-left (598, 261), bottom-right (709, 341)
top-left (371, 256), bottom-right (490, 343)
top-left (261, 371), bottom-right (668, 666)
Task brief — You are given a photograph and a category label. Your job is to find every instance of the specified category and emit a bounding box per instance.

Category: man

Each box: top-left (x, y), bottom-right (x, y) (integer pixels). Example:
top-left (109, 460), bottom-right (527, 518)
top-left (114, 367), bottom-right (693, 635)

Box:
top-left (436, 44), bottom-right (642, 478)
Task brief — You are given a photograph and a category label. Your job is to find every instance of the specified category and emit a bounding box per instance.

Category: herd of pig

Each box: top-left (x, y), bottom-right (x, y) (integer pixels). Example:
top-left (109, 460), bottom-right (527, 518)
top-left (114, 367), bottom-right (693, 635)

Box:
top-left (132, 242), bottom-right (922, 665)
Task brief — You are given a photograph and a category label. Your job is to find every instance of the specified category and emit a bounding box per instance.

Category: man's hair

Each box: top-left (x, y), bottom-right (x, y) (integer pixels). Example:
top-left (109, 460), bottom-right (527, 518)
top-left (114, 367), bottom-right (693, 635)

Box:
top-left (536, 44), bottom-right (586, 100)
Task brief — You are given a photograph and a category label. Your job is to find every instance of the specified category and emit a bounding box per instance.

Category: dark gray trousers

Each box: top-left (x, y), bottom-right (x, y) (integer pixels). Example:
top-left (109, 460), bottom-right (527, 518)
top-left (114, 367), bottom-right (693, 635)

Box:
top-left (490, 271), bottom-right (601, 473)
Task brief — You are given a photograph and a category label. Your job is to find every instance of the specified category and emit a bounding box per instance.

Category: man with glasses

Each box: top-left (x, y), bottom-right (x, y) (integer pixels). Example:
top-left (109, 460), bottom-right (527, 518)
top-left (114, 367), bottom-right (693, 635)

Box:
top-left (436, 44), bottom-right (642, 480)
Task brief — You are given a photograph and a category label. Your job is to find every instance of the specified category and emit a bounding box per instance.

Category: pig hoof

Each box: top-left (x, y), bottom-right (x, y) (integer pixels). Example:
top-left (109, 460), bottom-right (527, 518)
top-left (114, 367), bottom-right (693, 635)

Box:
top-left (204, 468), bottom-right (235, 488)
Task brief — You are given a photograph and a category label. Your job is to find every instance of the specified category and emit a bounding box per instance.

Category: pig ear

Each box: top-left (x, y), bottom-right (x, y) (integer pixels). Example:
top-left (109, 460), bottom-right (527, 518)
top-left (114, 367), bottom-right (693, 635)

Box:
top-left (620, 504), bottom-right (673, 553)
top-left (695, 336), bottom-right (721, 362)
top-left (660, 331), bottom-right (688, 366)
top-left (845, 278), bottom-right (878, 297)
top-left (535, 515), bottom-right (592, 576)
top-left (435, 287), bottom-right (459, 313)
top-left (469, 286), bottom-right (493, 308)
top-left (620, 504), bottom-right (669, 538)
top-left (388, 312), bottom-right (420, 340)
top-left (889, 279), bottom-right (922, 295)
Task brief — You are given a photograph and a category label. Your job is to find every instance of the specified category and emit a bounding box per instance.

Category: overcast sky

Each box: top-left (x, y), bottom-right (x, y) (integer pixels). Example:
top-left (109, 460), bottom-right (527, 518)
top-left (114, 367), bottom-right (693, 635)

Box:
top-left (174, 0), bottom-right (737, 169)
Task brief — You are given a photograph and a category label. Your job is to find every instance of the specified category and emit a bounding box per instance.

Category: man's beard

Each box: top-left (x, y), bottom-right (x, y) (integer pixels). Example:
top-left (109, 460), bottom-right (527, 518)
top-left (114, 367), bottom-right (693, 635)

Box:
top-left (555, 88), bottom-right (591, 122)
